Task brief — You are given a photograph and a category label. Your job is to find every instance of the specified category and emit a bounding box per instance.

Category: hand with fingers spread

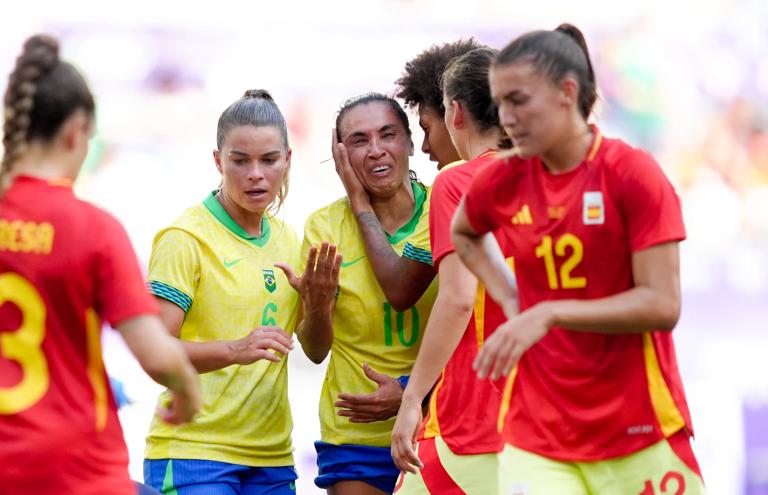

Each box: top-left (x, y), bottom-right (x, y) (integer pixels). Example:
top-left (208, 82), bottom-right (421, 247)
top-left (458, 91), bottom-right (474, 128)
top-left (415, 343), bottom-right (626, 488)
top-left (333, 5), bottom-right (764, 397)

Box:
top-left (474, 302), bottom-right (553, 381)
top-left (332, 128), bottom-right (372, 216)
top-left (276, 241), bottom-right (341, 315)
top-left (228, 326), bottom-right (294, 365)
top-left (335, 363), bottom-right (403, 423)
top-left (390, 396), bottom-right (424, 473)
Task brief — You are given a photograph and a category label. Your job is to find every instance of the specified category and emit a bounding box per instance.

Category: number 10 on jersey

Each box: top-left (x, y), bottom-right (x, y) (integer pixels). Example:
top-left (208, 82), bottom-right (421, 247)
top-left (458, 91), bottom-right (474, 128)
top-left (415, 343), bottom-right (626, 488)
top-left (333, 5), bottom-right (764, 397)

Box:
top-left (383, 302), bottom-right (419, 347)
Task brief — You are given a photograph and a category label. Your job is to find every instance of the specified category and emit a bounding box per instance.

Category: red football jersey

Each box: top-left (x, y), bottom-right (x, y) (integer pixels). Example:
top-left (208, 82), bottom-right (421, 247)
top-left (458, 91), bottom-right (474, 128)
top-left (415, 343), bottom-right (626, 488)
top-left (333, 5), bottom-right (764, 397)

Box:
top-left (419, 152), bottom-right (508, 455)
top-left (463, 129), bottom-right (692, 461)
top-left (0, 176), bottom-right (158, 494)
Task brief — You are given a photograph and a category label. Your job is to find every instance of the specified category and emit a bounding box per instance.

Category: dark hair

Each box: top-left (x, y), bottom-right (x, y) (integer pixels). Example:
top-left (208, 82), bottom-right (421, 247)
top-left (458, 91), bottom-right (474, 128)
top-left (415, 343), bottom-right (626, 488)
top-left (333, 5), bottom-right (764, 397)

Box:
top-left (441, 47), bottom-right (511, 149)
top-left (496, 23), bottom-right (597, 119)
top-left (334, 93), bottom-right (420, 184)
top-left (395, 38), bottom-right (483, 117)
top-left (217, 89), bottom-right (290, 214)
top-left (335, 93), bottom-right (412, 144)
top-left (2, 34), bottom-right (95, 181)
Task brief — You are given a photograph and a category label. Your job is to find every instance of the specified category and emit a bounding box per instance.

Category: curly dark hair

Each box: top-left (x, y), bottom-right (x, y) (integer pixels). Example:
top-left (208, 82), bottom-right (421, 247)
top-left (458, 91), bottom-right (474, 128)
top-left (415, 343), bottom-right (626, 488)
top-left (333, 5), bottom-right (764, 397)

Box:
top-left (394, 38), bottom-right (483, 117)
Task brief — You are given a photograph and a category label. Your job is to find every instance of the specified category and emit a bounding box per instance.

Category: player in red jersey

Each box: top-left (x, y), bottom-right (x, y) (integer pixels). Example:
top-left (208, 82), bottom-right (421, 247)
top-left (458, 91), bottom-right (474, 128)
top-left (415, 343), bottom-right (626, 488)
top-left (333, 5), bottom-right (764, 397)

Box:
top-left (391, 47), bottom-right (513, 494)
top-left (451, 24), bottom-right (706, 494)
top-left (0, 34), bottom-right (200, 495)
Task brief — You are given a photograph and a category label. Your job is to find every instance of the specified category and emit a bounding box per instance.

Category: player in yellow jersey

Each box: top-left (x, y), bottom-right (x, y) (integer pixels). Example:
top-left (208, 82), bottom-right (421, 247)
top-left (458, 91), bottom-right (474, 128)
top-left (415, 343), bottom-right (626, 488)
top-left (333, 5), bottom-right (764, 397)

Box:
top-left (279, 94), bottom-right (438, 495)
top-left (143, 90), bottom-right (338, 495)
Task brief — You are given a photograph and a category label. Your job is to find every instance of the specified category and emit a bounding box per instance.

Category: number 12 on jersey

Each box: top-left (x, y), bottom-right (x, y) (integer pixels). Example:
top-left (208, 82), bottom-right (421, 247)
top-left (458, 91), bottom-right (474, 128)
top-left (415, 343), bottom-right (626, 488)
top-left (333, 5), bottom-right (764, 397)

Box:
top-left (535, 233), bottom-right (587, 290)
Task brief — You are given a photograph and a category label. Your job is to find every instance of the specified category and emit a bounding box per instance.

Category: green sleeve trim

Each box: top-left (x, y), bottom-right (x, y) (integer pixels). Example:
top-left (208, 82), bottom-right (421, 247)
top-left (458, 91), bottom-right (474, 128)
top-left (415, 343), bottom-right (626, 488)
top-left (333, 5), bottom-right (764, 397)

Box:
top-left (403, 242), bottom-right (433, 266)
top-left (149, 281), bottom-right (192, 312)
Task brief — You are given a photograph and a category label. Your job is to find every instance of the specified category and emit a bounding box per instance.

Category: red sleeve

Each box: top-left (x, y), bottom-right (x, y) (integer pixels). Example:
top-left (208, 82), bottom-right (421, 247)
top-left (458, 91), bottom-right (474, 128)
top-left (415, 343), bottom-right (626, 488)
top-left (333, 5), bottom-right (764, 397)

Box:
top-left (94, 212), bottom-right (158, 326)
top-left (429, 170), bottom-right (465, 269)
top-left (612, 149), bottom-right (686, 252)
top-left (463, 159), bottom-right (505, 236)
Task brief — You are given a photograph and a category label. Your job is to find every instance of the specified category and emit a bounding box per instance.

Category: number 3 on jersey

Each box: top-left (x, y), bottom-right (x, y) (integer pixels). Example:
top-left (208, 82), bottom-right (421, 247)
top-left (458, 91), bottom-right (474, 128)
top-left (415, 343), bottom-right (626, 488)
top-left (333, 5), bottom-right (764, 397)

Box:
top-left (535, 233), bottom-right (587, 290)
top-left (0, 273), bottom-right (49, 414)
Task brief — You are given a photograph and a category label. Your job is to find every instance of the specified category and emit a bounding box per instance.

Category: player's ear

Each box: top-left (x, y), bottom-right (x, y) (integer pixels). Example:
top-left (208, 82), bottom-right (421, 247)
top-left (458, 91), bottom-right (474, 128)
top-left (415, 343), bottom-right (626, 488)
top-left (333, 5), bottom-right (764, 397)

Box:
top-left (213, 149), bottom-right (223, 174)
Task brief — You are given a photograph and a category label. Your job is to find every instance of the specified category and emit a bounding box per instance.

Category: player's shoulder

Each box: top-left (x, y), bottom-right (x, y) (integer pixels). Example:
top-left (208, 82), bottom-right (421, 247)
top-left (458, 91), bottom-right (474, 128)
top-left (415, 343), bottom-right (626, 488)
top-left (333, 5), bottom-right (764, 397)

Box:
top-left (305, 197), bottom-right (351, 226)
top-left (266, 215), bottom-right (299, 246)
top-left (599, 136), bottom-right (658, 174)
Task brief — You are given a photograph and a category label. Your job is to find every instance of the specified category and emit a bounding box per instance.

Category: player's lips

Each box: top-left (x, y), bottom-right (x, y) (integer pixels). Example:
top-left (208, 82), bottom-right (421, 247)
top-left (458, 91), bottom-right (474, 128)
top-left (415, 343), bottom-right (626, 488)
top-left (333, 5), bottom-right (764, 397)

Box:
top-left (368, 162), bottom-right (393, 177)
top-left (245, 188), bottom-right (268, 198)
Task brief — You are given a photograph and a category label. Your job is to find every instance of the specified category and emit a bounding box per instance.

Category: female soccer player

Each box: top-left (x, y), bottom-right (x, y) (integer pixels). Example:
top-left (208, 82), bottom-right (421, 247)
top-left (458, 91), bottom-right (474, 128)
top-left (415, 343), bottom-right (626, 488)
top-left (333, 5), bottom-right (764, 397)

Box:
top-left (143, 90), bottom-right (336, 494)
top-left (0, 34), bottom-right (200, 495)
top-left (451, 24), bottom-right (706, 494)
top-left (395, 39), bottom-right (482, 170)
top-left (391, 47), bottom-right (512, 495)
top-left (287, 93), bottom-right (438, 495)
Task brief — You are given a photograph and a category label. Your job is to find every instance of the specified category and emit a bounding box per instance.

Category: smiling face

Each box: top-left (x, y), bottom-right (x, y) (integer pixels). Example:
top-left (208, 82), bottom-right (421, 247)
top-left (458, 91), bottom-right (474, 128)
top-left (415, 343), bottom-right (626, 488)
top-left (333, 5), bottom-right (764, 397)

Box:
top-left (417, 104), bottom-right (459, 169)
top-left (213, 125), bottom-right (290, 215)
top-left (489, 60), bottom-right (573, 158)
top-left (338, 101), bottom-right (413, 199)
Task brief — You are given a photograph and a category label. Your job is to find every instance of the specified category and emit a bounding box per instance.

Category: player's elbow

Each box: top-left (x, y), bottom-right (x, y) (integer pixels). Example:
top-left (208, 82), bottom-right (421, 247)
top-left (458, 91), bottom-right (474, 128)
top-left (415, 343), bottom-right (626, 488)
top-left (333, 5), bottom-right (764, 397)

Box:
top-left (304, 348), bottom-right (329, 365)
top-left (654, 295), bottom-right (681, 332)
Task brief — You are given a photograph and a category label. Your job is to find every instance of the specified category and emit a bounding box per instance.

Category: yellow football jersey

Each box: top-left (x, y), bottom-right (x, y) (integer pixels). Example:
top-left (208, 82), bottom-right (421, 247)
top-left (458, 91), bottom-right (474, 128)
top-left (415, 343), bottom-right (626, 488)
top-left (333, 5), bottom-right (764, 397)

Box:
top-left (302, 181), bottom-right (438, 447)
top-left (145, 192), bottom-right (300, 466)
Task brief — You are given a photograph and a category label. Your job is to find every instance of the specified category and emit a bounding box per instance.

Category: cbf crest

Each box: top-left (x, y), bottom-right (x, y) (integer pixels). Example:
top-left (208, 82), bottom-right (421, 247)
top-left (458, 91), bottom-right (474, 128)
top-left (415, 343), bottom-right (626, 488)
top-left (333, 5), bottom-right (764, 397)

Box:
top-left (262, 268), bottom-right (277, 293)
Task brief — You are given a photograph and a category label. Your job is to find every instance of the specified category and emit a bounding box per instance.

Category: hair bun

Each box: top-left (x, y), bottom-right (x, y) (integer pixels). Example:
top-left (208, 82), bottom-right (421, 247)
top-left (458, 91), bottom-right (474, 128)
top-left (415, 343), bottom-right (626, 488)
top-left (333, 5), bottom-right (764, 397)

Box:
top-left (243, 89), bottom-right (274, 101)
top-left (22, 35), bottom-right (59, 71)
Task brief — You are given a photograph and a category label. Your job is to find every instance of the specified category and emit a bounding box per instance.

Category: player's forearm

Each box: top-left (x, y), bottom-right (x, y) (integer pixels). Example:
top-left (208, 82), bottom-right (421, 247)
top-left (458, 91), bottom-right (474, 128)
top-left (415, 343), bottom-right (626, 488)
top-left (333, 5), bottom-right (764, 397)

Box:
top-left (297, 308), bottom-right (334, 364)
top-left (178, 340), bottom-right (240, 374)
top-left (118, 315), bottom-right (199, 389)
top-left (543, 286), bottom-right (680, 334)
top-left (453, 231), bottom-right (518, 317)
top-left (402, 289), bottom-right (475, 406)
top-left (355, 211), bottom-right (435, 310)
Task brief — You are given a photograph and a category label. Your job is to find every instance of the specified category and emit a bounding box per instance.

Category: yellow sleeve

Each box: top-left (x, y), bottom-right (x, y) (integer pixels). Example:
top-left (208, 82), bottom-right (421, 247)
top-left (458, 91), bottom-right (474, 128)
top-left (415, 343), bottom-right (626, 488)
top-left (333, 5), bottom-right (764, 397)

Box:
top-left (147, 228), bottom-right (200, 312)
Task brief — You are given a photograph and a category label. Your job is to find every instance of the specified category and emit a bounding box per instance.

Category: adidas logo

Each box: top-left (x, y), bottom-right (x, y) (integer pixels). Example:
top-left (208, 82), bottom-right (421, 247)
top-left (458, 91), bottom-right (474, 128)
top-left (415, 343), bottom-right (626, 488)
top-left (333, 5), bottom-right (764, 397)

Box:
top-left (511, 204), bottom-right (533, 225)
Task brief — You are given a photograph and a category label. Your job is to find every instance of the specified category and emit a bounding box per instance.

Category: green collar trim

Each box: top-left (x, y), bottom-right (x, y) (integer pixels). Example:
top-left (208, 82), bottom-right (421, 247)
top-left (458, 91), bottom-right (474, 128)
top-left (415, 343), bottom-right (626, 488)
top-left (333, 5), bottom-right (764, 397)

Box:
top-left (203, 191), bottom-right (271, 247)
top-left (386, 180), bottom-right (426, 245)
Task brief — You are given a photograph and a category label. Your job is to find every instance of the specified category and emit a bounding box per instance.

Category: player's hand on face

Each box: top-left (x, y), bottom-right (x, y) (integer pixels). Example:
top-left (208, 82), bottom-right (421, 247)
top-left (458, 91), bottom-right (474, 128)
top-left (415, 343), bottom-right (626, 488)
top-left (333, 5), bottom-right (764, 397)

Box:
top-left (332, 128), bottom-right (371, 214)
top-left (335, 363), bottom-right (403, 423)
top-left (229, 326), bottom-right (294, 365)
top-left (276, 242), bottom-right (341, 315)
top-left (391, 397), bottom-right (424, 473)
top-left (474, 302), bottom-right (553, 381)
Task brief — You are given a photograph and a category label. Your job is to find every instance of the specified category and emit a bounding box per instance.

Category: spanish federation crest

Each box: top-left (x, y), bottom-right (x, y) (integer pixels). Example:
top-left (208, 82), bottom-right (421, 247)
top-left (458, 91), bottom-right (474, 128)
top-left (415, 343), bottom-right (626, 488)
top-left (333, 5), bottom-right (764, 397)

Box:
top-left (262, 268), bottom-right (277, 293)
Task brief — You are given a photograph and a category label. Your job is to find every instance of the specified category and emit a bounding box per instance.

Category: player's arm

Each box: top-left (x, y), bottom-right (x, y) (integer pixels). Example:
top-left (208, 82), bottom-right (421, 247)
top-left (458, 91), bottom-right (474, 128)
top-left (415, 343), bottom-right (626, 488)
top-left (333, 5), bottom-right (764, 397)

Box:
top-left (116, 314), bottom-right (200, 424)
top-left (155, 299), bottom-right (293, 374)
top-left (332, 129), bottom-right (436, 311)
top-left (538, 241), bottom-right (682, 333)
top-left (276, 242), bottom-right (340, 364)
top-left (451, 201), bottom-right (518, 317)
top-left (391, 252), bottom-right (477, 472)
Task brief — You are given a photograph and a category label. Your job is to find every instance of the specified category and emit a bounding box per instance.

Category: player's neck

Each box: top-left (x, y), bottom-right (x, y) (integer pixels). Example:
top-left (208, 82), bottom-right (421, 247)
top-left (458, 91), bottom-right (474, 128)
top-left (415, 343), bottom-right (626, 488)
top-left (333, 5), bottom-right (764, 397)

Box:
top-left (540, 124), bottom-right (593, 175)
top-left (370, 180), bottom-right (415, 235)
top-left (215, 190), bottom-right (264, 237)
top-left (8, 145), bottom-right (79, 183)
top-left (463, 129), bottom-right (503, 160)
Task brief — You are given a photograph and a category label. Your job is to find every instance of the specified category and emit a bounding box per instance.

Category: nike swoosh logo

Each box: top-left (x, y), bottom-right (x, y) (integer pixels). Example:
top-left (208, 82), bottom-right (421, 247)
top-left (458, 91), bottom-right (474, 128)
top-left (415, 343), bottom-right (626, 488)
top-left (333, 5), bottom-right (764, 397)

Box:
top-left (340, 255), bottom-right (366, 268)
top-left (289, 481), bottom-right (295, 491)
top-left (223, 258), bottom-right (244, 268)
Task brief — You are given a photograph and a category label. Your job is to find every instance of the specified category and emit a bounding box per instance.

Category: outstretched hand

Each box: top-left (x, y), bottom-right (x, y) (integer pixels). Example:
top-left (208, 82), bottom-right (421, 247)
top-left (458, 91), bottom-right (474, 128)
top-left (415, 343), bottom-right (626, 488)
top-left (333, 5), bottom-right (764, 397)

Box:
top-left (391, 397), bottom-right (424, 473)
top-left (275, 242), bottom-right (341, 315)
top-left (335, 363), bottom-right (403, 423)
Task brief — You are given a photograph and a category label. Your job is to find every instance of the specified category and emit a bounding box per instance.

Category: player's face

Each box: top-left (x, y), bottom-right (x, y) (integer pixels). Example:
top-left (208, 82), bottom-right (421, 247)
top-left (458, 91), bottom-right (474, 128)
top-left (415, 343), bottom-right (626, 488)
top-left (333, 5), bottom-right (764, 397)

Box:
top-left (490, 61), bottom-right (570, 158)
top-left (417, 104), bottom-right (459, 169)
top-left (214, 125), bottom-right (290, 214)
top-left (339, 102), bottom-right (413, 199)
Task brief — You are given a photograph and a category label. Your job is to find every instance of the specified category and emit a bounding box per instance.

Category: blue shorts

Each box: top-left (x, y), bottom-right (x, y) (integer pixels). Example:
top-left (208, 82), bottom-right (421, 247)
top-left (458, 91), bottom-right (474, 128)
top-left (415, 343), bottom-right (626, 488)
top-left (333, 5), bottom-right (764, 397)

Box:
top-left (314, 441), bottom-right (399, 493)
top-left (144, 459), bottom-right (297, 495)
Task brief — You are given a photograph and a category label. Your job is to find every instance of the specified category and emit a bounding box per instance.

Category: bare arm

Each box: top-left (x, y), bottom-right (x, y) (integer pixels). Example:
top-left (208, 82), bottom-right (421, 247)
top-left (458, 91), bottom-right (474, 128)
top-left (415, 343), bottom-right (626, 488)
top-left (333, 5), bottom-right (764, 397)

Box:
top-left (116, 314), bottom-right (200, 424)
top-left (276, 242), bottom-right (340, 364)
top-left (474, 242), bottom-right (683, 380)
top-left (391, 253), bottom-right (478, 472)
top-left (156, 299), bottom-right (294, 374)
top-left (332, 129), bottom-right (436, 311)
top-left (451, 201), bottom-right (518, 317)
